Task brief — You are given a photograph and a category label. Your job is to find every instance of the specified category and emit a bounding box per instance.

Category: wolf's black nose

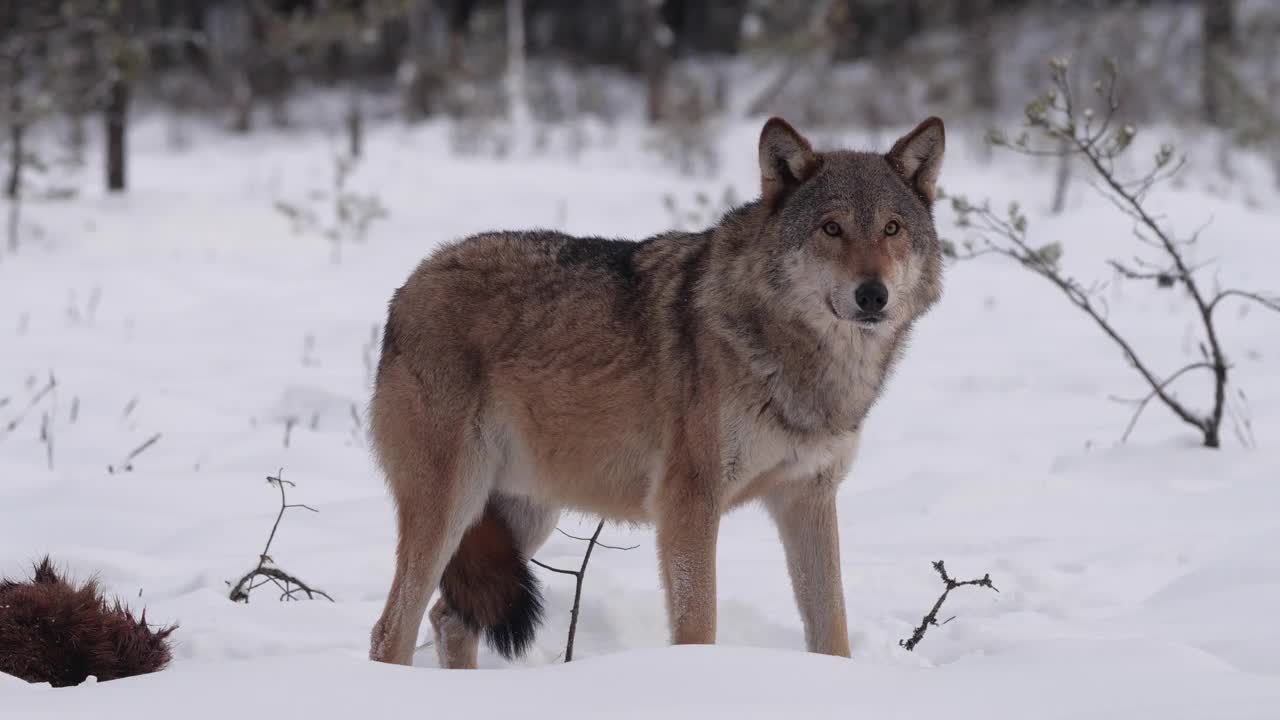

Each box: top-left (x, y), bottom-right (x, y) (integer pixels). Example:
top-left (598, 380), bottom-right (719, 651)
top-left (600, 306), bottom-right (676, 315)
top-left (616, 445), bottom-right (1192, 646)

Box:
top-left (855, 280), bottom-right (889, 312)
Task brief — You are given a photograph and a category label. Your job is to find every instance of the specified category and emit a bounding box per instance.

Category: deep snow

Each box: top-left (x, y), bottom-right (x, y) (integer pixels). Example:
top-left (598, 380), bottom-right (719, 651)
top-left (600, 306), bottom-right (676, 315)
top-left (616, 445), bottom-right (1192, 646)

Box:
top-left (2, 115), bottom-right (1279, 718)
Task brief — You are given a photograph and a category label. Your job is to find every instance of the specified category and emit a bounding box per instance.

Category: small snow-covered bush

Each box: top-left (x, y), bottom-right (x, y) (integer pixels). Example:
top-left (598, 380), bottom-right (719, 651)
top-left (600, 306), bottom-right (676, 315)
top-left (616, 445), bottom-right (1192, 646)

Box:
top-left (0, 557), bottom-right (176, 687)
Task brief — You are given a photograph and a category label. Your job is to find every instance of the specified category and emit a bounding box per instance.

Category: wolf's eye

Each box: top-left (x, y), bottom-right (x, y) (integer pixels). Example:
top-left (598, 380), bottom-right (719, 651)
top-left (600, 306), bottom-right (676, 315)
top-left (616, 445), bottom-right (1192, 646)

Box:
top-left (884, 220), bottom-right (901, 236)
top-left (821, 221), bottom-right (842, 237)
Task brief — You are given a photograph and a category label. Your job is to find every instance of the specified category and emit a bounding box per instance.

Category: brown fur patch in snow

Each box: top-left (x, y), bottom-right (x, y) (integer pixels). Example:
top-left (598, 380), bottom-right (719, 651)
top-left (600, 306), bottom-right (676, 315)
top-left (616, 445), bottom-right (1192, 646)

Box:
top-left (0, 557), bottom-right (176, 687)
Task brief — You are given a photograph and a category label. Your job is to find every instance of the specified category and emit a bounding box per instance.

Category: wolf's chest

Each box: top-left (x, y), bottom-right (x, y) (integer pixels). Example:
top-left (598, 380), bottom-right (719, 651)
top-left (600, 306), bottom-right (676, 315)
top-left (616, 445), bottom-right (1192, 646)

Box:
top-left (720, 415), bottom-right (859, 507)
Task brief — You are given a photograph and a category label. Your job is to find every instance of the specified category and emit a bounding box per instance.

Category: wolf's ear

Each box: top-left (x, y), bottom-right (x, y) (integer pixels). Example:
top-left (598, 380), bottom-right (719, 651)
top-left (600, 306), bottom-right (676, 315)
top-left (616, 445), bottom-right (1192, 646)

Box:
top-left (759, 117), bottom-right (818, 205)
top-left (886, 117), bottom-right (945, 206)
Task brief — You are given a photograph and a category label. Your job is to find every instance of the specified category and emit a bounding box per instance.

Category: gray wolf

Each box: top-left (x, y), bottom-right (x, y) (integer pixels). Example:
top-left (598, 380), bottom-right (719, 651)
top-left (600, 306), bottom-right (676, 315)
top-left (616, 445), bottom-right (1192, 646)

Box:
top-left (368, 116), bottom-right (946, 667)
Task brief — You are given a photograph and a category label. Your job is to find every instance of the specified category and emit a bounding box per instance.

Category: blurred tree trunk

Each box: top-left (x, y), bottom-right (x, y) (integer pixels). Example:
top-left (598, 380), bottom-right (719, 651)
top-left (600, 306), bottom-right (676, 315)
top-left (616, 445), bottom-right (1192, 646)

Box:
top-left (1270, 23), bottom-right (1280, 187)
top-left (506, 0), bottom-right (528, 128)
top-left (64, 25), bottom-right (96, 165)
top-left (677, 0), bottom-right (745, 55)
top-left (970, 0), bottom-right (998, 116)
top-left (5, 51), bottom-right (23, 253)
top-left (1202, 0), bottom-right (1235, 127)
top-left (403, 0), bottom-right (439, 120)
top-left (231, 69), bottom-right (253, 133)
top-left (1049, 11), bottom-right (1089, 212)
top-left (640, 0), bottom-right (674, 124)
top-left (229, 2), bottom-right (260, 134)
top-left (5, 56), bottom-right (22, 202)
top-left (184, 0), bottom-right (213, 75)
top-left (347, 80), bottom-right (363, 158)
top-left (746, 0), bottom-right (836, 118)
top-left (150, 0), bottom-right (178, 71)
top-left (1050, 138), bottom-right (1071, 214)
top-left (105, 77), bottom-right (129, 192)
top-left (333, 6), bottom-right (380, 155)
top-left (104, 2), bottom-right (142, 193)
top-left (68, 105), bottom-right (87, 165)
top-left (344, 8), bottom-right (365, 159)
top-left (447, 0), bottom-right (476, 68)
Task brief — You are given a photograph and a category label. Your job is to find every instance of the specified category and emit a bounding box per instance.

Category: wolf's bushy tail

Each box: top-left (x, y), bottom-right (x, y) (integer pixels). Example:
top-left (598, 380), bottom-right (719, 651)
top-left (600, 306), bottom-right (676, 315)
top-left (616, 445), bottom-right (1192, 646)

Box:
top-left (439, 504), bottom-right (544, 659)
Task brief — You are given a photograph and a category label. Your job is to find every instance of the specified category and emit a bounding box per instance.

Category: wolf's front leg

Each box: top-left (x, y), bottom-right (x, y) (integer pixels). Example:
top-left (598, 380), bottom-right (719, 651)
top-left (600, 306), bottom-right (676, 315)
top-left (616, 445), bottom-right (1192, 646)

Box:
top-left (765, 476), bottom-right (851, 657)
top-left (654, 441), bottom-right (721, 646)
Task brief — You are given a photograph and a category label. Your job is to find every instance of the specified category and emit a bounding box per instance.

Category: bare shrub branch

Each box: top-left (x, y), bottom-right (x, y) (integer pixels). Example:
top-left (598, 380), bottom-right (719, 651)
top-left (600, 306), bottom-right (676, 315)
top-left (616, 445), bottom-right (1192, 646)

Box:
top-left (274, 152), bottom-right (387, 264)
top-left (554, 526), bottom-right (639, 551)
top-left (1209, 289), bottom-right (1280, 315)
top-left (227, 470), bottom-right (332, 603)
top-left (953, 58), bottom-right (1279, 448)
top-left (531, 520), bottom-right (633, 662)
top-left (900, 561), bottom-right (998, 652)
top-left (1110, 362), bottom-right (1218, 443)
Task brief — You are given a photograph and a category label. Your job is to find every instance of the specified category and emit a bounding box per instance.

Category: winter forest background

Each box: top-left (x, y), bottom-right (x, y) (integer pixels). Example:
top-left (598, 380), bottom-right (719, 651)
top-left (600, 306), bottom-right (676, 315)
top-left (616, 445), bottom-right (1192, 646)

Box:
top-left (4, 0), bottom-right (1280, 196)
top-left (3, 1), bottom-right (1280, 718)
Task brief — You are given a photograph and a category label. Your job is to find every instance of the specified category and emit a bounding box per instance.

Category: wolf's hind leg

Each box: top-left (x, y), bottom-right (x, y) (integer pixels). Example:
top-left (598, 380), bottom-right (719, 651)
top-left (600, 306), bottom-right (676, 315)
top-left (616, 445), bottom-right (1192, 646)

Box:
top-left (428, 597), bottom-right (478, 668)
top-left (368, 355), bottom-right (495, 666)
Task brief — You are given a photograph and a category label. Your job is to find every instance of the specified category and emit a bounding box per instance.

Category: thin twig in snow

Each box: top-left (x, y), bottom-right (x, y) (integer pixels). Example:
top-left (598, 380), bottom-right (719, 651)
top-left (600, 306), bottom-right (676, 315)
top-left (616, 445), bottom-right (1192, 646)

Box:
top-left (108, 432), bottom-right (162, 473)
top-left (0, 374), bottom-right (55, 441)
top-left (283, 416), bottom-right (297, 448)
top-left (554, 526), bottom-right (639, 551)
top-left (900, 560), bottom-right (998, 652)
top-left (39, 411), bottom-right (52, 470)
top-left (531, 520), bottom-right (633, 662)
top-left (228, 469), bottom-right (332, 603)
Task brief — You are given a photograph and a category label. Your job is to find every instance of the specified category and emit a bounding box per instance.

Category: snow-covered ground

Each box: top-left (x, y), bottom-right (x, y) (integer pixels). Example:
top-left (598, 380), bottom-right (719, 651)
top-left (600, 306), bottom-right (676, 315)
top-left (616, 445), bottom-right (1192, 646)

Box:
top-left (2, 115), bottom-right (1279, 718)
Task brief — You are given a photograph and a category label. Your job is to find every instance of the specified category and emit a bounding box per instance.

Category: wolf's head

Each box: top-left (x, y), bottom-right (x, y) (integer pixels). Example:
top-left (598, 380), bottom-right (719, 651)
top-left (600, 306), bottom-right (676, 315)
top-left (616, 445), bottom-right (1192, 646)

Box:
top-left (721, 117), bottom-right (946, 336)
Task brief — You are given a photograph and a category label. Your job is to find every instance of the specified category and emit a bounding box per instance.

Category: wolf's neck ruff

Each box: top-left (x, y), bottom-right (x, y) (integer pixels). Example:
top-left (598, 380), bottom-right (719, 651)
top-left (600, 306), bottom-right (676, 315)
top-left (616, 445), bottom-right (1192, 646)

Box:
top-left (704, 287), bottom-right (908, 439)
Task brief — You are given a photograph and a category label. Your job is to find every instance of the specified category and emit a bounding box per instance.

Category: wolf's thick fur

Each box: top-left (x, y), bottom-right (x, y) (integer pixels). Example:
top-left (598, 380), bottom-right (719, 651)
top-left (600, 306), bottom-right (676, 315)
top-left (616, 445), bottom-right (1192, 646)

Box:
top-left (369, 117), bottom-right (946, 667)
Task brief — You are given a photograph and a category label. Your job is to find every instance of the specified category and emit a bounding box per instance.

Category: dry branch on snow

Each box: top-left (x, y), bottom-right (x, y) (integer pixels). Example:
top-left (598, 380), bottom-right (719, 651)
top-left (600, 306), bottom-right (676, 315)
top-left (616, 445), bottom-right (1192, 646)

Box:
top-left (900, 560), bottom-right (999, 652)
top-left (227, 470), bottom-right (332, 603)
top-left (531, 520), bottom-right (637, 662)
